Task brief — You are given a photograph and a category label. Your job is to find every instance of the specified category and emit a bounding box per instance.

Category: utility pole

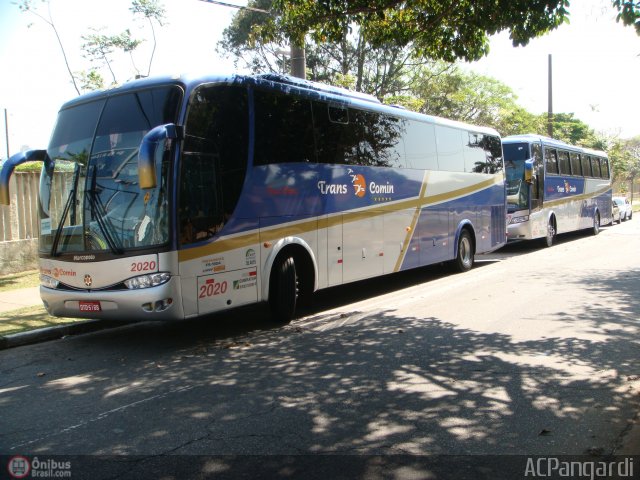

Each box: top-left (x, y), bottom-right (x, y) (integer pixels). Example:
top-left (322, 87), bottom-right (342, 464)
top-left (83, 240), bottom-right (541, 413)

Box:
top-left (547, 54), bottom-right (553, 138)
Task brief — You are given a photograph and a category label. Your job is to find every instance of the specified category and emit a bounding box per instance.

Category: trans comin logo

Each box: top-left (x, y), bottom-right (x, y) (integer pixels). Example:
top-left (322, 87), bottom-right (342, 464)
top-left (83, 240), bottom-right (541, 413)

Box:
top-left (317, 170), bottom-right (395, 198)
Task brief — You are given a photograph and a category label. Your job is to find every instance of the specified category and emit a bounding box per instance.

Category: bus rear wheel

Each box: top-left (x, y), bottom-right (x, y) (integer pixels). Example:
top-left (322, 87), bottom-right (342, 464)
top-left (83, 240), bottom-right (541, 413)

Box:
top-left (269, 256), bottom-right (298, 324)
top-left (452, 230), bottom-right (474, 273)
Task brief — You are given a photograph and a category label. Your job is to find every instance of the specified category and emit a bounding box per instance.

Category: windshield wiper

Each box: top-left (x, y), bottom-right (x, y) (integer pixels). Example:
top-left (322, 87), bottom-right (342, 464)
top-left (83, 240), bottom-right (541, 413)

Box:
top-left (50, 186), bottom-right (76, 257)
top-left (87, 166), bottom-right (124, 255)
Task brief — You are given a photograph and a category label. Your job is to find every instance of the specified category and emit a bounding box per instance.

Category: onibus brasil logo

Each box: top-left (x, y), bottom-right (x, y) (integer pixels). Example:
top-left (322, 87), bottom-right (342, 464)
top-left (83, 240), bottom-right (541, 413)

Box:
top-left (7, 456), bottom-right (72, 478)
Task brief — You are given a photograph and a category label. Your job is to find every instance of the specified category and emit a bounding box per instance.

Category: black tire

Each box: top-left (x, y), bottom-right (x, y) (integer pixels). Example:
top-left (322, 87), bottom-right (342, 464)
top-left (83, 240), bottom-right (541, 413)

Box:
top-left (592, 212), bottom-right (600, 235)
top-left (542, 218), bottom-right (556, 247)
top-left (269, 256), bottom-right (298, 323)
top-left (452, 230), bottom-right (474, 273)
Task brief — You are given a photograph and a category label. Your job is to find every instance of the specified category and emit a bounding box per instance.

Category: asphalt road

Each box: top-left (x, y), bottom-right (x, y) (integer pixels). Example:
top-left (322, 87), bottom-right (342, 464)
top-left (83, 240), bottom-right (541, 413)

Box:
top-left (1, 218), bottom-right (639, 479)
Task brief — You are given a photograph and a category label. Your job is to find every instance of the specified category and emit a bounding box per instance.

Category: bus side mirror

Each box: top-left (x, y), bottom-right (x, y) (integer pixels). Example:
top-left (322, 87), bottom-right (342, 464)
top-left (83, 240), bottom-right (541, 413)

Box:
top-left (138, 123), bottom-right (183, 189)
top-left (524, 159), bottom-right (534, 184)
top-left (0, 149), bottom-right (48, 205)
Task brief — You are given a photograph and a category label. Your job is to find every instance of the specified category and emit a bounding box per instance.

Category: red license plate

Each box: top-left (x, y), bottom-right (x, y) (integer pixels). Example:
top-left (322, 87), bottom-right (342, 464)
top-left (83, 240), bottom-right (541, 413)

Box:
top-left (79, 301), bottom-right (101, 312)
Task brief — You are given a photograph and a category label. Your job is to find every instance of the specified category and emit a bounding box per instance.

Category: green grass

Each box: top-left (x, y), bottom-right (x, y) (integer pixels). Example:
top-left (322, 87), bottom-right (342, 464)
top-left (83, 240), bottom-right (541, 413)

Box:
top-left (0, 270), bottom-right (40, 292)
top-left (0, 305), bottom-right (77, 337)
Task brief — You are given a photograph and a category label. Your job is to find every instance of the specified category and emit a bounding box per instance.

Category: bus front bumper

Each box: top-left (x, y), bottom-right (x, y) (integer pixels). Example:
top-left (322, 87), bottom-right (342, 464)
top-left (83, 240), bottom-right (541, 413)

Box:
top-left (40, 276), bottom-right (184, 321)
top-left (507, 220), bottom-right (533, 241)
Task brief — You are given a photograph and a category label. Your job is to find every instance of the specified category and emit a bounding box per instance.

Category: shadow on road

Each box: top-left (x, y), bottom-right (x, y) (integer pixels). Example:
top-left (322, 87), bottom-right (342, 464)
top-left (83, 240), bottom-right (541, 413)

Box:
top-left (1, 227), bottom-right (638, 480)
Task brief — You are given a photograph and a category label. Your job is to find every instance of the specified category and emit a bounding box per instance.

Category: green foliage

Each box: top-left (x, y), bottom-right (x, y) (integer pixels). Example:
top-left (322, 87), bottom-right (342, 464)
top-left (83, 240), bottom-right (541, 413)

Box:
top-left (82, 28), bottom-right (143, 86)
top-left (262, 0), bottom-right (572, 62)
top-left (14, 162), bottom-right (42, 173)
top-left (17, 0), bottom-right (166, 94)
top-left (546, 113), bottom-right (599, 148)
top-left (77, 70), bottom-right (106, 92)
top-left (610, 136), bottom-right (640, 186)
top-left (613, 0), bottom-right (640, 34)
top-left (391, 64), bottom-right (517, 125)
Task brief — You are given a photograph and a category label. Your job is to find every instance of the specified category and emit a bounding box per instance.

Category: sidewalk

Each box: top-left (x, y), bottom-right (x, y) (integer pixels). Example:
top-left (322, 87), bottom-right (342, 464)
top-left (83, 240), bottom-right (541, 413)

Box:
top-left (0, 285), bottom-right (112, 350)
top-left (0, 286), bottom-right (42, 313)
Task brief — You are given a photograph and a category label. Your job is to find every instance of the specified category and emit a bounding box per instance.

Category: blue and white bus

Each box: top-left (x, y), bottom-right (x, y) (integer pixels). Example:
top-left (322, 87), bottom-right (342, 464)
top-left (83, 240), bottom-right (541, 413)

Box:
top-left (503, 134), bottom-right (611, 247)
top-left (0, 73), bottom-right (506, 322)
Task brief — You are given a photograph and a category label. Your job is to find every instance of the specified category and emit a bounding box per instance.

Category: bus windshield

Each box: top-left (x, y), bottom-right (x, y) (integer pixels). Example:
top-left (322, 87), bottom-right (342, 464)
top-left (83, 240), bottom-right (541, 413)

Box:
top-left (504, 142), bottom-right (530, 212)
top-left (39, 86), bottom-right (182, 255)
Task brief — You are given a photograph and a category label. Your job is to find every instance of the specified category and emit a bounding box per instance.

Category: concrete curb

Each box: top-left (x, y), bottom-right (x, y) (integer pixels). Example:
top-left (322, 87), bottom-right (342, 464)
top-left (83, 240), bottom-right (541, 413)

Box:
top-left (0, 319), bottom-right (116, 350)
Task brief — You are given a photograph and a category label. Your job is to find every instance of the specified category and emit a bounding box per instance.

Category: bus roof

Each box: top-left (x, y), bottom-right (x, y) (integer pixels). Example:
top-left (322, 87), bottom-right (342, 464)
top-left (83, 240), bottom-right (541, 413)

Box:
top-left (502, 134), bottom-right (607, 157)
top-left (59, 72), bottom-right (501, 137)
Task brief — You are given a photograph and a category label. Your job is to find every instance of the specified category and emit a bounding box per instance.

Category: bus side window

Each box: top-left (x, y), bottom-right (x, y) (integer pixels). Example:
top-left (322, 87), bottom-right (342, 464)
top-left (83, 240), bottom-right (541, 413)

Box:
top-left (180, 85), bottom-right (248, 245)
top-left (435, 126), bottom-right (464, 172)
top-left (557, 150), bottom-right (571, 176)
top-left (600, 158), bottom-right (610, 179)
top-left (591, 157), bottom-right (602, 178)
top-left (404, 120), bottom-right (438, 170)
top-left (570, 153), bottom-right (582, 176)
top-left (312, 103), bottom-right (405, 167)
top-left (581, 155), bottom-right (592, 177)
top-left (354, 109), bottom-right (405, 168)
top-left (545, 148), bottom-right (559, 175)
top-left (254, 90), bottom-right (316, 165)
top-left (313, 101), bottom-right (349, 165)
top-left (465, 133), bottom-right (503, 174)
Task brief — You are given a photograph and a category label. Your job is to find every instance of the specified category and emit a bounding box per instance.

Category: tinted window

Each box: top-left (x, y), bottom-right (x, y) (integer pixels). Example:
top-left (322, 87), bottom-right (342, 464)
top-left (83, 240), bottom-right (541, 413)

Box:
top-left (253, 89), bottom-right (316, 165)
top-left (50, 101), bottom-right (105, 154)
top-left (600, 157), bottom-right (610, 179)
top-left (503, 143), bottom-right (529, 162)
top-left (591, 157), bottom-right (602, 178)
top-left (545, 148), bottom-right (559, 174)
top-left (181, 85), bottom-right (249, 244)
top-left (581, 155), bottom-right (592, 177)
top-left (570, 153), bottom-right (582, 176)
top-left (312, 102), bottom-right (404, 167)
top-left (466, 133), bottom-right (503, 173)
top-left (95, 88), bottom-right (181, 139)
top-left (558, 150), bottom-right (571, 175)
top-left (353, 109), bottom-right (405, 167)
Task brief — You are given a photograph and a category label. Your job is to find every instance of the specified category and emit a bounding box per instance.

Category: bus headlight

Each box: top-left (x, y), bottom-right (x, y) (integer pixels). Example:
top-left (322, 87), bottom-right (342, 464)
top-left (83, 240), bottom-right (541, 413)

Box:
top-left (124, 272), bottom-right (171, 290)
top-left (509, 215), bottom-right (529, 224)
top-left (40, 274), bottom-right (59, 289)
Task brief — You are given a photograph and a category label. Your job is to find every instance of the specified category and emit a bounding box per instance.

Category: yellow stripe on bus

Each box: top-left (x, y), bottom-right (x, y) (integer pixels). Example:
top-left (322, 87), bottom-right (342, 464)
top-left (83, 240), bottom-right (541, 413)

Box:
top-left (543, 185), bottom-right (611, 208)
top-left (394, 171), bottom-right (429, 272)
top-left (178, 174), bottom-right (502, 263)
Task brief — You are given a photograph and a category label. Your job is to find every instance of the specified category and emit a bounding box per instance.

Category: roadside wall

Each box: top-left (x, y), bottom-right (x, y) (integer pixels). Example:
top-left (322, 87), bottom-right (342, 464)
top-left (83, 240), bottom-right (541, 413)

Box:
top-left (0, 238), bottom-right (38, 274)
top-left (0, 172), bottom-right (39, 274)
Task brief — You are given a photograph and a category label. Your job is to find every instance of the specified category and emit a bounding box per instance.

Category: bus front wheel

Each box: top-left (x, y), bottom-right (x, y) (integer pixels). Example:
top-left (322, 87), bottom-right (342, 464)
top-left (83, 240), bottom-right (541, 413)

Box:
top-left (452, 230), bottom-right (474, 273)
top-left (269, 256), bottom-right (298, 324)
top-left (592, 212), bottom-right (600, 235)
top-left (542, 219), bottom-right (556, 248)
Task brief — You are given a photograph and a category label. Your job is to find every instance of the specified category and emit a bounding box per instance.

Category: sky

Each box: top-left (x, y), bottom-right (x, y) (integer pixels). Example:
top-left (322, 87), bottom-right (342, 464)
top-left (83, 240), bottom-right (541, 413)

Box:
top-left (0, 0), bottom-right (639, 160)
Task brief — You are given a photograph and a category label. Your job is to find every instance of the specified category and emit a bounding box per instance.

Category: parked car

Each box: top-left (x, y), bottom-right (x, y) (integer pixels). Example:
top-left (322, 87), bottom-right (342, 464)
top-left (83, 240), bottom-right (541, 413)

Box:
top-left (612, 200), bottom-right (621, 224)
top-left (613, 196), bottom-right (632, 221)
